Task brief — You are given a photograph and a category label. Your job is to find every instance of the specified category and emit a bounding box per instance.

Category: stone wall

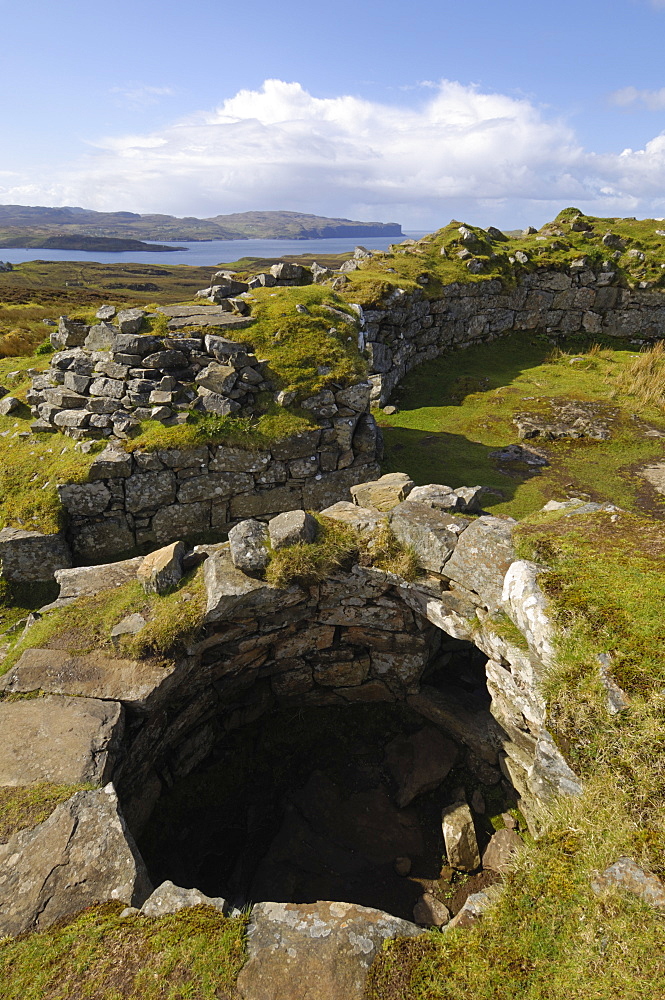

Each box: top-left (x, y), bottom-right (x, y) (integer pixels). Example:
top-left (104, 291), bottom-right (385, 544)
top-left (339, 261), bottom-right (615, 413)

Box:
top-left (58, 409), bottom-right (381, 562)
top-left (363, 267), bottom-right (665, 404)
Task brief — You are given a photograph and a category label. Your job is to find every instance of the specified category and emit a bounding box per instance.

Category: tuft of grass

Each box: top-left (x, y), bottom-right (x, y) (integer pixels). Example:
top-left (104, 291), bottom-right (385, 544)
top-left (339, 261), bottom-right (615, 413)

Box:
top-left (614, 340), bottom-right (665, 409)
top-left (358, 520), bottom-right (418, 580)
top-left (0, 783), bottom-right (93, 843)
top-left (0, 568), bottom-right (208, 676)
top-left (265, 514), bottom-right (359, 587)
top-left (0, 902), bottom-right (248, 1000)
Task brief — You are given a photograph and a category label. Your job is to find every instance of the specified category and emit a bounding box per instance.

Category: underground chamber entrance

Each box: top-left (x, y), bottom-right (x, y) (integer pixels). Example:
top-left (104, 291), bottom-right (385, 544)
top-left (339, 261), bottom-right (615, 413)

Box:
top-left (136, 642), bottom-right (518, 922)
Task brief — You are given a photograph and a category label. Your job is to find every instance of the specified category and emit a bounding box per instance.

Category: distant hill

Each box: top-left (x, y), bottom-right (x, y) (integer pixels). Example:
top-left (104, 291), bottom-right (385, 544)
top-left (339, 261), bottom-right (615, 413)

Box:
top-left (0, 205), bottom-right (403, 248)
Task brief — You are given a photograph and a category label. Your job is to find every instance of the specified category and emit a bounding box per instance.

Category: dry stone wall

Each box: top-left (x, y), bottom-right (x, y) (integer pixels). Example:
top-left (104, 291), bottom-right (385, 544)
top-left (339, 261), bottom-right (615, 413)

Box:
top-left (363, 267), bottom-right (665, 404)
top-left (57, 405), bottom-right (381, 562)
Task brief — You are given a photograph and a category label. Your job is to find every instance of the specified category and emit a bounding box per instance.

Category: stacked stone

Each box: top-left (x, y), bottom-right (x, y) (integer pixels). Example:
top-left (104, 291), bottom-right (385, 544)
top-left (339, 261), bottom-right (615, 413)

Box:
top-left (362, 267), bottom-right (665, 405)
top-left (27, 321), bottom-right (272, 440)
top-left (56, 390), bottom-right (381, 561)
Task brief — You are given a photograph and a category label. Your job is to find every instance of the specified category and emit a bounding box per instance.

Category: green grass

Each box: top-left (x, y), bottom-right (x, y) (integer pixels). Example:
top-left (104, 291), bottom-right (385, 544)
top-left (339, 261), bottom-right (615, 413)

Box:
top-left (0, 903), bottom-right (248, 999)
top-left (378, 333), bottom-right (665, 520)
top-left (0, 783), bottom-right (93, 843)
top-left (238, 283), bottom-right (366, 397)
top-left (0, 567), bottom-right (208, 676)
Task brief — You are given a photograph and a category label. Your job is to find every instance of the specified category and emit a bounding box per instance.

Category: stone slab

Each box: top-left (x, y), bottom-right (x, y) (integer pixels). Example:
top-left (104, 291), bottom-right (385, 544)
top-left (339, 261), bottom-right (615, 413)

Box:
top-left (0, 784), bottom-right (152, 937)
top-left (0, 647), bottom-right (176, 710)
top-left (0, 695), bottom-right (123, 786)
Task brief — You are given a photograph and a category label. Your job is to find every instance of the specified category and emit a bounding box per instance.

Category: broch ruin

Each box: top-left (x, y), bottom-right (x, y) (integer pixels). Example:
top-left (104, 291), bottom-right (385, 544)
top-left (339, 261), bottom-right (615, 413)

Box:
top-left (1, 237), bottom-right (664, 999)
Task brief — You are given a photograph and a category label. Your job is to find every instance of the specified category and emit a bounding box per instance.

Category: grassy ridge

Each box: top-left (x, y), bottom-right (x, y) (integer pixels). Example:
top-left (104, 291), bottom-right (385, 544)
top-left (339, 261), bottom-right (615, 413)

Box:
top-left (343, 209), bottom-right (665, 306)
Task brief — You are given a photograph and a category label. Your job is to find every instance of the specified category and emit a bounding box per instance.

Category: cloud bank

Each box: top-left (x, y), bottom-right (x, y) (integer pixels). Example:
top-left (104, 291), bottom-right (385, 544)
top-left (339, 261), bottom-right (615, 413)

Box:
top-left (5, 79), bottom-right (665, 229)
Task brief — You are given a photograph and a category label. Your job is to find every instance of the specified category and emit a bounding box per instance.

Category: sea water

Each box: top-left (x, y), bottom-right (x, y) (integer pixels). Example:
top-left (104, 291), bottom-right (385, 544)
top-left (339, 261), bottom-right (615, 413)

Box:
top-left (0, 233), bottom-right (430, 268)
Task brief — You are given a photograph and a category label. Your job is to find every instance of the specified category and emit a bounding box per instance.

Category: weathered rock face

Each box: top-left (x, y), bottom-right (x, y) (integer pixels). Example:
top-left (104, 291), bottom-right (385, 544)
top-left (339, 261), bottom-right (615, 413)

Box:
top-left (0, 527), bottom-right (72, 582)
top-left (50, 427), bottom-right (380, 564)
top-left (0, 785), bottom-right (152, 938)
top-left (236, 900), bottom-right (424, 1000)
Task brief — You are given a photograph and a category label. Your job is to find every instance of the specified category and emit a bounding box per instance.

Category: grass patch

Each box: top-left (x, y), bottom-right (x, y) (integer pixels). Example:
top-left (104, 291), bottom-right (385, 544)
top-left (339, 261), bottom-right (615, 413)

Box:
top-left (265, 514), bottom-right (359, 587)
top-left (126, 404), bottom-right (316, 454)
top-left (0, 568), bottom-right (208, 675)
top-left (237, 283), bottom-right (367, 397)
top-left (358, 520), bottom-right (418, 580)
top-left (378, 332), bottom-right (665, 520)
top-left (0, 902), bottom-right (248, 999)
top-left (0, 783), bottom-right (93, 843)
top-left (264, 514), bottom-right (417, 587)
top-left (516, 507), bottom-right (665, 697)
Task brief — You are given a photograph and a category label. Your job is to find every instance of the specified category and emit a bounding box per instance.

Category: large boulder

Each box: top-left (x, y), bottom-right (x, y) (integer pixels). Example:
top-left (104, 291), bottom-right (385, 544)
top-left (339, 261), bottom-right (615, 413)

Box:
top-left (0, 527), bottom-right (72, 583)
top-left (0, 784), bottom-right (152, 938)
top-left (268, 510), bottom-right (317, 549)
top-left (203, 547), bottom-right (305, 622)
top-left (137, 541), bottom-right (185, 594)
top-left (236, 900), bottom-right (423, 1000)
top-left (350, 473), bottom-right (413, 512)
top-left (228, 519), bottom-right (270, 576)
top-left (443, 515), bottom-right (517, 610)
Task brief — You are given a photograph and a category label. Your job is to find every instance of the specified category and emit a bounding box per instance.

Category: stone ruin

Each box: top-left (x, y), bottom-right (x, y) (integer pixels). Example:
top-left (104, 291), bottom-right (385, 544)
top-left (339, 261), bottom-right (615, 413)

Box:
top-left (0, 471), bottom-right (588, 997)
top-left (28, 316), bottom-right (268, 440)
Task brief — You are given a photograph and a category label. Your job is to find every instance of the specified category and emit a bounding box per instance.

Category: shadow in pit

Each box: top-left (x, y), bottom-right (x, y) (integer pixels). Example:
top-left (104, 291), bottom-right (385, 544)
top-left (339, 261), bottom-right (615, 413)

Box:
top-left (136, 640), bottom-right (516, 923)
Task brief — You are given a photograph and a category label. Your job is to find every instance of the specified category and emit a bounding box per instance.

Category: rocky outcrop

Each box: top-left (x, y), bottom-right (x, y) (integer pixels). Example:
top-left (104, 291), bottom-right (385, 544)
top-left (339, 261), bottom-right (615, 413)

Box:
top-left (236, 900), bottom-right (424, 1000)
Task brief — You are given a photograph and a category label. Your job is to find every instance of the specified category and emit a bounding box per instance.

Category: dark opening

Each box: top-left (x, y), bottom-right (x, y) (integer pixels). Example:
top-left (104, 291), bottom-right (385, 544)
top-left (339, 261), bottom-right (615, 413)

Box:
top-left (137, 639), bottom-right (515, 921)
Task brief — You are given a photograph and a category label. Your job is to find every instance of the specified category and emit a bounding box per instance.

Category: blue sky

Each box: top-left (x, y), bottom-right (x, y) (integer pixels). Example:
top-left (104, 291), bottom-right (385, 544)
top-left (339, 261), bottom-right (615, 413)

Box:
top-left (2, 0), bottom-right (665, 229)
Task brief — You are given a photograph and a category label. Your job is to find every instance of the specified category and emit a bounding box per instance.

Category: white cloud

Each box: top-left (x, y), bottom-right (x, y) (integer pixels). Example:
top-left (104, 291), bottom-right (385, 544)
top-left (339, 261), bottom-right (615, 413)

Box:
top-left (610, 85), bottom-right (665, 110)
top-left (4, 78), bottom-right (665, 229)
top-left (110, 84), bottom-right (175, 109)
